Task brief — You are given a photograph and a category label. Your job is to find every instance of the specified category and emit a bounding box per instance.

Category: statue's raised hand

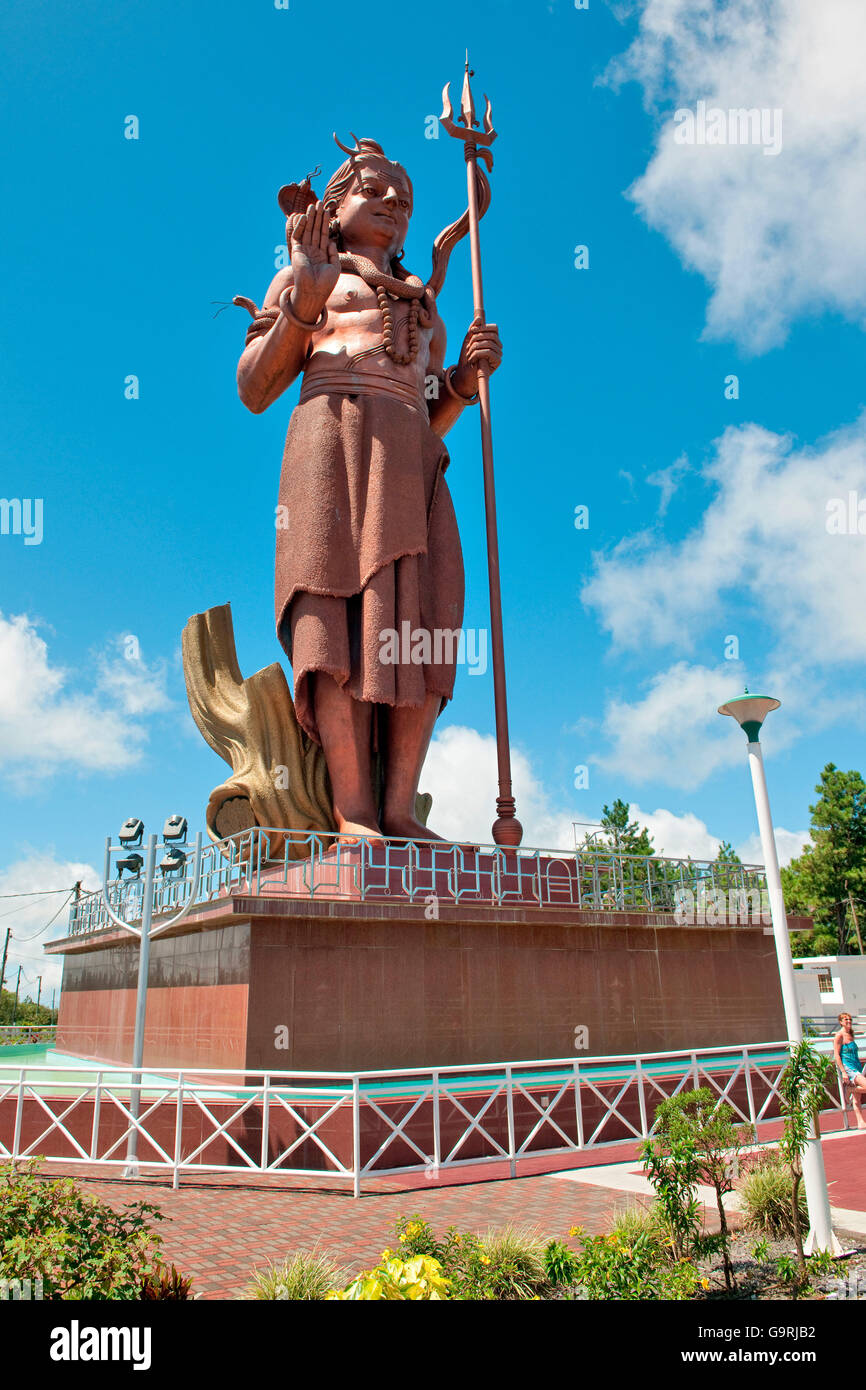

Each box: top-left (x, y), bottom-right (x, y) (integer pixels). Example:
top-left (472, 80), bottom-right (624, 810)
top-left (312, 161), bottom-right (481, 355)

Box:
top-left (282, 200), bottom-right (340, 321)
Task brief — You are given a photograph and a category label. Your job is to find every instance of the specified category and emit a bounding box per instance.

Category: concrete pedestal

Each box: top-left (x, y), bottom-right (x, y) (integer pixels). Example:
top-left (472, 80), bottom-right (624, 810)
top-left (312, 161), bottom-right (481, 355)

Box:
top-left (48, 870), bottom-right (792, 1071)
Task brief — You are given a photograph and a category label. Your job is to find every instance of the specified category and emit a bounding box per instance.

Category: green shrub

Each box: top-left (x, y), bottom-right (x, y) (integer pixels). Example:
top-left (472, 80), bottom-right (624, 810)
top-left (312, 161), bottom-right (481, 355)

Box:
top-left (566, 1225), bottom-right (701, 1301)
top-left (648, 1088), bottom-right (744, 1290)
top-left (0, 1160), bottom-right (169, 1300)
top-left (247, 1248), bottom-right (345, 1301)
top-left (464, 1227), bottom-right (548, 1300)
top-left (640, 1130), bottom-right (702, 1261)
top-left (393, 1215), bottom-right (466, 1273)
top-left (738, 1152), bottom-right (808, 1237)
top-left (393, 1215), bottom-right (549, 1300)
top-left (544, 1238), bottom-right (580, 1287)
top-left (607, 1202), bottom-right (673, 1258)
top-left (140, 1262), bottom-right (195, 1300)
top-left (775, 1253), bottom-right (800, 1286)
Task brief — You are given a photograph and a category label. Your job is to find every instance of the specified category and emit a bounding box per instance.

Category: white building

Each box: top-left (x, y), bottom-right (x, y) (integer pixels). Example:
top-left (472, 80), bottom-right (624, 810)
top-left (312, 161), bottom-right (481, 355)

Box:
top-left (794, 955), bottom-right (866, 1031)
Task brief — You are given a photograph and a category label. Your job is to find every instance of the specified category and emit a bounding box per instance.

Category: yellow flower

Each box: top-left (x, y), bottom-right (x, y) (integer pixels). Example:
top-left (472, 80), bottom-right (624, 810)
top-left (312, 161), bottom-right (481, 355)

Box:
top-left (568, 1226), bottom-right (580, 1238)
top-left (481, 1255), bottom-right (491, 1265)
top-left (399, 1234), bottom-right (407, 1242)
top-left (701, 1278), bottom-right (710, 1290)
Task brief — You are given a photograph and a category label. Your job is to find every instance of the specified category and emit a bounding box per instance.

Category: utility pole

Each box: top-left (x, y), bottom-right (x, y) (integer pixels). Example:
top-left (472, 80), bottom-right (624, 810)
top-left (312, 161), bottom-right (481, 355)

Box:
top-left (0, 927), bottom-right (10, 997)
top-left (36, 975), bottom-right (42, 1012)
top-left (12, 966), bottom-right (21, 1023)
top-left (846, 882), bottom-right (863, 955)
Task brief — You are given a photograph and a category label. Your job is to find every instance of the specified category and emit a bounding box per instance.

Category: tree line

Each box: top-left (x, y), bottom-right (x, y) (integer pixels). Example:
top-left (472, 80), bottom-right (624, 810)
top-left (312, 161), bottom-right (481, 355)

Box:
top-left (582, 767), bottom-right (866, 956)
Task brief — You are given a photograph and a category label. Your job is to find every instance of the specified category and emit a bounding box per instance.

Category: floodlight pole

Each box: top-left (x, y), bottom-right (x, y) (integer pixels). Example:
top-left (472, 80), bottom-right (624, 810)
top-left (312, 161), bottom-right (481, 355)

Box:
top-left (719, 693), bottom-right (838, 1255)
top-left (126, 833), bottom-right (158, 1173)
top-left (99, 830), bottom-right (204, 1177)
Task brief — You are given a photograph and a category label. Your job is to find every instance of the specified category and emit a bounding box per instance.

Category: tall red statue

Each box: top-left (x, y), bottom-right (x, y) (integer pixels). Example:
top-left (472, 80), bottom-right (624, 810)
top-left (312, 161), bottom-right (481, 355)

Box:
top-left (236, 134), bottom-right (502, 842)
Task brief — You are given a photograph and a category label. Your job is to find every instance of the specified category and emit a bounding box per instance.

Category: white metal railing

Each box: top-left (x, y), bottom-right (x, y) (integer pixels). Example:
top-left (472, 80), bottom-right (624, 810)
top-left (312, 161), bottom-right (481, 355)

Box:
top-left (802, 1014), bottom-right (866, 1035)
top-left (0, 1025), bottom-right (58, 1046)
top-left (66, 827), bottom-right (770, 938)
top-left (0, 1040), bottom-right (849, 1196)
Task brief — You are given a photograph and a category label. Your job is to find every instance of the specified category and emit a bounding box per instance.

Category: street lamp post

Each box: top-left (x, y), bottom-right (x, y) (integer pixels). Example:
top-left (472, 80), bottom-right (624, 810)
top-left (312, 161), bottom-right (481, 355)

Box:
top-left (719, 691), bottom-right (839, 1254)
top-left (99, 822), bottom-right (204, 1177)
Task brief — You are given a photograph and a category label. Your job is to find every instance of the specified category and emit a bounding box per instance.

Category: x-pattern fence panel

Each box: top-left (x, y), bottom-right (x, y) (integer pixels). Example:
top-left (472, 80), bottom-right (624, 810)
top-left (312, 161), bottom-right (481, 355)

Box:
top-left (0, 1041), bottom-right (849, 1195)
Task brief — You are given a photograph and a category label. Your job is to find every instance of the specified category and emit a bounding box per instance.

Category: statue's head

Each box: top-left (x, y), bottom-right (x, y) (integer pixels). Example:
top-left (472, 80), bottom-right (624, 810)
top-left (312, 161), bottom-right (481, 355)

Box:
top-left (323, 136), bottom-right (413, 262)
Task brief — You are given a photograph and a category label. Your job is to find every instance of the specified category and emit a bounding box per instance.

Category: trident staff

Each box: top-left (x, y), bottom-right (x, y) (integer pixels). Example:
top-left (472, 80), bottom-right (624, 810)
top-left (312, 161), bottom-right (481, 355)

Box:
top-left (440, 57), bottom-right (522, 848)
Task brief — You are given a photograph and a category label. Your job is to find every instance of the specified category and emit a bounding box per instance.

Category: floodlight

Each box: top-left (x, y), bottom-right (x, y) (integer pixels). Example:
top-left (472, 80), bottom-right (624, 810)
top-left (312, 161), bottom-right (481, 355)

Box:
top-left (162, 814), bottom-right (188, 843)
top-left (119, 817), bottom-right (144, 847)
top-left (160, 846), bottom-right (187, 876)
top-left (117, 853), bottom-right (144, 878)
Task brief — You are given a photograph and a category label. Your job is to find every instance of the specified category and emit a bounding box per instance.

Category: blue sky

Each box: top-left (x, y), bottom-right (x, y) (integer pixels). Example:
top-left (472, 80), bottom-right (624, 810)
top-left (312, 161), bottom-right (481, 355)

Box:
top-left (2, 0), bottom-right (866, 996)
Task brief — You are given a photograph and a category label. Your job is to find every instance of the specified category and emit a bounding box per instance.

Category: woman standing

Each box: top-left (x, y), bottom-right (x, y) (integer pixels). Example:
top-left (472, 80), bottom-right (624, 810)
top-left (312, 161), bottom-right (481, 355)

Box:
top-left (834, 1012), bottom-right (866, 1129)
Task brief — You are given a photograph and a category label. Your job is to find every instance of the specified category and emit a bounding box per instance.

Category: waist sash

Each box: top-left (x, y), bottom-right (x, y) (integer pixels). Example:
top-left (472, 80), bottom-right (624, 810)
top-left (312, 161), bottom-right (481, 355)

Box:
top-left (299, 366), bottom-right (428, 419)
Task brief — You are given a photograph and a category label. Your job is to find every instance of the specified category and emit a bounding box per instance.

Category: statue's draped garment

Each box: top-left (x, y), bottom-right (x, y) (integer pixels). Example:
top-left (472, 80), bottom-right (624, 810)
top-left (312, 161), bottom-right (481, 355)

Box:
top-left (275, 355), bottom-right (464, 746)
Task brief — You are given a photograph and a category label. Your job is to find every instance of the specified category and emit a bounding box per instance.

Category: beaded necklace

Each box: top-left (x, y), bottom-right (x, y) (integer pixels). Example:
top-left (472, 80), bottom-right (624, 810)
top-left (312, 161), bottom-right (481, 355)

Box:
top-left (338, 252), bottom-right (432, 368)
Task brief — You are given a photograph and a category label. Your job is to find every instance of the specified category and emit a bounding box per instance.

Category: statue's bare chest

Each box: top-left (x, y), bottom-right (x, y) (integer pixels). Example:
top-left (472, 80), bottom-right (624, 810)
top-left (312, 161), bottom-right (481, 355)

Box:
top-left (328, 274), bottom-right (384, 316)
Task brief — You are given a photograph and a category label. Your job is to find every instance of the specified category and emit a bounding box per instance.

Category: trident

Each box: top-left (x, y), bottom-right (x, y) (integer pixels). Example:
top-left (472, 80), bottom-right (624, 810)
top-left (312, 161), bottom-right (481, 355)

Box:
top-left (440, 57), bottom-right (523, 848)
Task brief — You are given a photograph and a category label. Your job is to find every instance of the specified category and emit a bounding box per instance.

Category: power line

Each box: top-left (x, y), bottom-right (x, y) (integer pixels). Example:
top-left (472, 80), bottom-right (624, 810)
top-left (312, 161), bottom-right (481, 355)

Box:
top-left (0, 887), bottom-right (79, 899)
top-left (13, 893), bottom-right (73, 942)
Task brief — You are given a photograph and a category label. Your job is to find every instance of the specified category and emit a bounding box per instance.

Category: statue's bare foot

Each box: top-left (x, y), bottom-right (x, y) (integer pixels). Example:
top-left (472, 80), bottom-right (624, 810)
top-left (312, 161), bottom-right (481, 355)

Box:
top-left (381, 812), bottom-right (446, 842)
top-left (334, 816), bottom-right (384, 846)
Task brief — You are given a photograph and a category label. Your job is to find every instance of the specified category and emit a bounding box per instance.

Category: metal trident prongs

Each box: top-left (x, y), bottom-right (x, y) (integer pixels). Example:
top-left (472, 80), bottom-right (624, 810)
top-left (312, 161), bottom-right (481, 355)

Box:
top-left (439, 52), bottom-right (497, 171)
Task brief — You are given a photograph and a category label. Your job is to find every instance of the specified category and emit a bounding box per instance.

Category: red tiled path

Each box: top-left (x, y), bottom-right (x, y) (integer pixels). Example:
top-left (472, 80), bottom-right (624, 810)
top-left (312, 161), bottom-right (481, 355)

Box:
top-left (34, 1161), bottom-right (735, 1300)
top-left (822, 1130), bottom-right (866, 1210)
top-left (30, 1126), bottom-right (865, 1299)
top-left (35, 1168), bottom-right (655, 1299)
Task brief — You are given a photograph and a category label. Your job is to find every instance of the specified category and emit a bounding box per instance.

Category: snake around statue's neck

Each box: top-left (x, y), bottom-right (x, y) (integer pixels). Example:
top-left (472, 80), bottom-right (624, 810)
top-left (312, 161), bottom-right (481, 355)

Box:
top-left (338, 251), bottom-right (427, 301)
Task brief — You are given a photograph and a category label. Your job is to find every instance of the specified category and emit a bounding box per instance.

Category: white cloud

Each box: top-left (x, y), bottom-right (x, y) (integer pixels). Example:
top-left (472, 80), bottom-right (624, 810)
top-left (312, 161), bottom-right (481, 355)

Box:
top-left (582, 416), bottom-right (866, 671)
top-left (630, 802), bottom-right (721, 860)
top-left (0, 852), bottom-right (100, 1001)
top-left (627, 807), bottom-right (810, 867)
top-left (592, 660), bottom-right (764, 790)
top-left (614, 802), bottom-right (808, 867)
top-left (736, 827), bottom-right (811, 868)
top-left (0, 614), bottom-right (171, 786)
top-left (421, 723), bottom-right (795, 862)
top-left (97, 638), bottom-right (173, 717)
top-left (646, 453), bottom-right (691, 516)
top-left (607, 0), bottom-right (866, 352)
top-left (421, 725), bottom-right (577, 851)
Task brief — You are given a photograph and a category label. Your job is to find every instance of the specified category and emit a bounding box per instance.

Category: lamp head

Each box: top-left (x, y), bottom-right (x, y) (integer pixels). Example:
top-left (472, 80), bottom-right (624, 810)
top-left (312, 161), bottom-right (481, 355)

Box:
top-left (162, 814), bottom-right (188, 844)
top-left (117, 852), bottom-right (144, 878)
top-left (160, 846), bottom-right (187, 876)
top-left (118, 817), bottom-right (144, 848)
top-left (718, 688), bottom-right (780, 742)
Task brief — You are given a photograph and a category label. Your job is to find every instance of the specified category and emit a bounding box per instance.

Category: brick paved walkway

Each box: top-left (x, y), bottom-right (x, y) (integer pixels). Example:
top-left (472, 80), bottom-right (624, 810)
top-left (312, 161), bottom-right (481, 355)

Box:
top-left (28, 1123), bottom-right (864, 1300)
top-left (37, 1166), bottom-right (669, 1299)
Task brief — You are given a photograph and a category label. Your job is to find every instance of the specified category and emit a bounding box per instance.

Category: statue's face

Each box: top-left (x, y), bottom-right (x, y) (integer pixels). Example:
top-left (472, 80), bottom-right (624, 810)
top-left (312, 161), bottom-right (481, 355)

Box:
top-left (337, 158), bottom-right (412, 257)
